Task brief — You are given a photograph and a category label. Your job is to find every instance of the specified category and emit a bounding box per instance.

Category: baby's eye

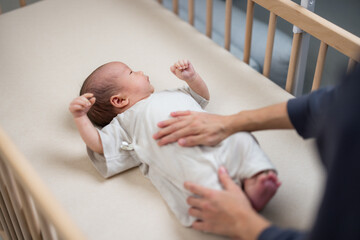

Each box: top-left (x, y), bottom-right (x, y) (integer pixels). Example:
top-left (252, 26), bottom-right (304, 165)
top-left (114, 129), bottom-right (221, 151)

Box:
top-left (129, 71), bottom-right (132, 75)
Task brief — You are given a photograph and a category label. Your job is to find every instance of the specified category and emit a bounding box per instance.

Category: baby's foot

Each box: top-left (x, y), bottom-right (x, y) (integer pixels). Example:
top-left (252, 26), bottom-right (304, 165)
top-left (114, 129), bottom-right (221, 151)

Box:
top-left (243, 171), bottom-right (281, 211)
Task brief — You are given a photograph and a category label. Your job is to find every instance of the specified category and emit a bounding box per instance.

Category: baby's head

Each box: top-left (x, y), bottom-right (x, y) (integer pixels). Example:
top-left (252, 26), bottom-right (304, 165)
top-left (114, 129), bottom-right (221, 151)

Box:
top-left (80, 61), bottom-right (154, 127)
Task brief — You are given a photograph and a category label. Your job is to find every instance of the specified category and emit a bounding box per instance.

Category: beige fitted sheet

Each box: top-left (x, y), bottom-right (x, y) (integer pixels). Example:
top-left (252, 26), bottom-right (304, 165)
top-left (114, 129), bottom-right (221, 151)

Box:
top-left (0, 0), bottom-right (324, 239)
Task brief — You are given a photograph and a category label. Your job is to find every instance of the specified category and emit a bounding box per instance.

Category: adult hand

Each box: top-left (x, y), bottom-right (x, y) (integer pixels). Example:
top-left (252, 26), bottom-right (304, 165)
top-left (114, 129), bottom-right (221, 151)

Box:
top-left (184, 166), bottom-right (270, 239)
top-left (153, 111), bottom-right (231, 147)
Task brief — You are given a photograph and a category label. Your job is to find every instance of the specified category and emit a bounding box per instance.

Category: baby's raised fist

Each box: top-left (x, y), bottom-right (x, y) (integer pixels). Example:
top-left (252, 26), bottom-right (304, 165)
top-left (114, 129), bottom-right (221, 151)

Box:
top-left (69, 93), bottom-right (96, 118)
top-left (170, 59), bottom-right (197, 82)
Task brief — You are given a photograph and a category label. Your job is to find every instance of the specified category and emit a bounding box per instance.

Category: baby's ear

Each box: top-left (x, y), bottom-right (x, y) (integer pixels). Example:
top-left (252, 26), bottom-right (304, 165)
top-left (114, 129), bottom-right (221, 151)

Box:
top-left (110, 94), bottom-right (129, 108)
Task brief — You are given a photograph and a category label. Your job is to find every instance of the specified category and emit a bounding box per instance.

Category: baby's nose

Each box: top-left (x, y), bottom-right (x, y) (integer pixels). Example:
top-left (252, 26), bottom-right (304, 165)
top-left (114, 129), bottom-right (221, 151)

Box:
top-left (139, 71), bottom-right (144, 75)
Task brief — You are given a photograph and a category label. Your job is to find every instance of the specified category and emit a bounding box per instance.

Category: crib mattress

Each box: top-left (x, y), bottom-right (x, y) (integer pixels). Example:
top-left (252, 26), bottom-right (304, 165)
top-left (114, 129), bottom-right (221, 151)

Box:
top-left (0, 0), bottom-right (324, 239)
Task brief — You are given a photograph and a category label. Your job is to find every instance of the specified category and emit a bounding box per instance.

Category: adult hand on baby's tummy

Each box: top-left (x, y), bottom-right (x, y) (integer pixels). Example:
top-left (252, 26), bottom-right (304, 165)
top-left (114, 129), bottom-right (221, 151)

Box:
top-left (170, 59), bottom-right (197, 83)
top-left (69, 93), bottom-right (96, 118)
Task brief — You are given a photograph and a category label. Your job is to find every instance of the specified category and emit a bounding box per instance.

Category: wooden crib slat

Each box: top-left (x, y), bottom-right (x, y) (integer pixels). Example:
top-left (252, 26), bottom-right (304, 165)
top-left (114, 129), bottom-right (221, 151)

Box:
top-left (312, 41), bottom-right (328, 91)
top-left (252, 0), bottom-right (360, 62)
top-left (0, 163), bottom-right (31, 240)
top-left (157, 0), bottom-right (163, 4)
top-left (0, 208), bottom-right (11, 240)
top-left (0, 215), bottom-right (3, 232)
top-left (0, 166), bottom-right (23, 240)
top-left (0, 127), bottom-right (86, 240)
top-left (19, 0), bottom-right (26, 7)
top-left (263, 12), bottom-right (277, 78)
top-left (0, 205), bottom-right (12, 240)
top-left (188, 0), bottom-right (194, 25)
top-left (224, 0), bottom-right (232, 50)
top-left (38, 213), bottom-right (54, 240)
top-left (206, 0), bottom-right (213, 38)
top-left (173, 0), bottom-right (179, 15)
top-left (0, 194), bottom-right (13, 240)
top-left (0, 191), bottom-right (17, 240)
top-left (16, 183), bottom-right (41, 240)
top-left (243, 0), bottom-right (254, 64)
top-left (347, 58), bottom-right (356, 73)
top-left (286, 33), bottom-right (302, 93)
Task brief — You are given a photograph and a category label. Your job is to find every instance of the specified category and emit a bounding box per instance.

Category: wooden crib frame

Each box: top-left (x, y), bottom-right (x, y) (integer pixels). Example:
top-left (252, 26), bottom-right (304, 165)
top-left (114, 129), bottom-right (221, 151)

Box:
top-left (0, 0), bottom-right (359, 239)
top-left (160, 0), bottom-right (360, 92)
top-left (0, 127), bottom-right (86, 240)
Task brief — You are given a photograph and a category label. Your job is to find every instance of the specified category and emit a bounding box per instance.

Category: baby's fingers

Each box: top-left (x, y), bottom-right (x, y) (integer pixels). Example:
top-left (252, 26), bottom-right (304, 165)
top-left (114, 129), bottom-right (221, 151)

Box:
top-left (179, 59), bottom-right (189, 69)
top-left (82, 93), bottom-right (94, 99)
top-left (175, 59), bottom-right (189, 70)
top-left (79, 94), bottom-right (95, 106)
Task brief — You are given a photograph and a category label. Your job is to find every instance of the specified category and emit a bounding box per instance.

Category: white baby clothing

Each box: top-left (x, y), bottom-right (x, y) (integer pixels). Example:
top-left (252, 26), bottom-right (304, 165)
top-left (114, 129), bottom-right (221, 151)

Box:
top-left (87, 86), bottom-right (275, 226)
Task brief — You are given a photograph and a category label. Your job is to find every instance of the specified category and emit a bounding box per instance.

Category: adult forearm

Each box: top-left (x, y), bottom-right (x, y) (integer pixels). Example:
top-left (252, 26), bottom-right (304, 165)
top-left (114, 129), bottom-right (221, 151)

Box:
top-left (226, 102), bottom-right (294, 135)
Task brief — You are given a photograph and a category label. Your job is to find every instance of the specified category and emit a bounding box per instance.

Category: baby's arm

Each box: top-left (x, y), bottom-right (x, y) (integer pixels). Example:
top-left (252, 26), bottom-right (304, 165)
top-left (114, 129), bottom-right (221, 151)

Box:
top-left (69, 93), bottom-right (103, 154)
top-left (171, 60), bottom-right (210, 100)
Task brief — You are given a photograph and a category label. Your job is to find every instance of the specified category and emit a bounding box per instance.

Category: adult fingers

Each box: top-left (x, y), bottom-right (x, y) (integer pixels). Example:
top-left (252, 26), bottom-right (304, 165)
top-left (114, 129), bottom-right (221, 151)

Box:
top-left (218, 166), bottom-right (240, 192)
top-left (156, 126), bottom-right (196, 146)
top-left (187, 196), bottom-right (204, 209)
top-left (156, 116), bottom-right (180, 128)
top-left (154, 117), bottom-right (189, 138)
top-left (170, 110), bottom-right (192, 118)
top-left (191, 220), bottom-right (208, 232)
top-left (184, 181), bottom-right (212, 198)
top-left (188, 207), bottom-right (202, 219)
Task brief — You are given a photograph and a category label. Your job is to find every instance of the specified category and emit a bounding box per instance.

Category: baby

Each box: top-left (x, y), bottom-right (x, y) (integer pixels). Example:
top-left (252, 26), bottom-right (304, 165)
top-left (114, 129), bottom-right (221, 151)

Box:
top-left (69, 60), bottom-right (281, 226)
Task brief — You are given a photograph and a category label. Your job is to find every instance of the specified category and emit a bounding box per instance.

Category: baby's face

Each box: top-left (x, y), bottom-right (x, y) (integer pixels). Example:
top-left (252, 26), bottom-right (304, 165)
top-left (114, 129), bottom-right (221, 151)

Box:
top-left (113, 62), bottom-right (154, 97)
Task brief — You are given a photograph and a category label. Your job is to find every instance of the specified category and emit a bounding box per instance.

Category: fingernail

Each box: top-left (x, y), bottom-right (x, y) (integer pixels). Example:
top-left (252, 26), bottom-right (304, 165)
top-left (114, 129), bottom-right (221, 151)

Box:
top-left (219, 166), bottom-right (227, 174)
top-left (178, 139), bottom-right (186, 145)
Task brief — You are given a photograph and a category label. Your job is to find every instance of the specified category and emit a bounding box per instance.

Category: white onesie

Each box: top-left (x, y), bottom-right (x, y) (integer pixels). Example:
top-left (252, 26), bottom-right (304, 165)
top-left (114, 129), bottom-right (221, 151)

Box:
top-left (87, 86), bottom-right (275, 226)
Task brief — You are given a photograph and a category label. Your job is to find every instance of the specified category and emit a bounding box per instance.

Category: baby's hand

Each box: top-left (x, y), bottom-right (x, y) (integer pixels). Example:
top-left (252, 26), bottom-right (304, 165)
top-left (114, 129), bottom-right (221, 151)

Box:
top-left (170, 60), bottom-right (197, 83)
top-left (69, 93), bottom-right (96, 118)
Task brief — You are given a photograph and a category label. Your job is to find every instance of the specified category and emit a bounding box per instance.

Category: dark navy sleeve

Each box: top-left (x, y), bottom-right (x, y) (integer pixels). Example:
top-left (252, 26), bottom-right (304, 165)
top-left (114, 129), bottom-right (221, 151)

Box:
top-left (259, 66), bottom-right (360, 240)
top-left (258, 226), bottom-right (307, 240)
top-left (287, 87), bottom-right (334, 139)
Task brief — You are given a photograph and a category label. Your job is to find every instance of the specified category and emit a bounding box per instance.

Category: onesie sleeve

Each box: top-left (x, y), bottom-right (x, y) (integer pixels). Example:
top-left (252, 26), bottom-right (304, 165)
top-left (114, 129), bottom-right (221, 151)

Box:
top-left (87, 119), bottom-right (140, 178)
top-left (179, 86), bottom-right (209, 109)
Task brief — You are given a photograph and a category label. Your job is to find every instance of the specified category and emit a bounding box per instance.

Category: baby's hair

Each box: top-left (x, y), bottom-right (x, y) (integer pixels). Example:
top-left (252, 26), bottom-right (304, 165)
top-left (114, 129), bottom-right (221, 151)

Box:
top-left (80, 64), bottom-right (121, 127)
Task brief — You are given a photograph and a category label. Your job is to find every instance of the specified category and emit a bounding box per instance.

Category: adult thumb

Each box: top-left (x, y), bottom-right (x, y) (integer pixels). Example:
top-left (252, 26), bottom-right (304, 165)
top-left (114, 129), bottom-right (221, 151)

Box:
top-left (218, 166), bottom-right (239, 192)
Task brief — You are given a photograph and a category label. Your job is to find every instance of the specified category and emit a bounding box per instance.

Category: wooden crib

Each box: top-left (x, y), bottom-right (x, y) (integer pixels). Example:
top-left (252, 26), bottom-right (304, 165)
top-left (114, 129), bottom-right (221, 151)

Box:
top-left (0, 0), bottom-right (359, 239)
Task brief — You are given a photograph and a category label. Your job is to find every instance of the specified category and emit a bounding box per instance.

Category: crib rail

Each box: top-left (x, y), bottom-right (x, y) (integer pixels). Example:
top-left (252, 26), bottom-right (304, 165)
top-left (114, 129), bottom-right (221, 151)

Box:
top-left (0, 127), bottom-right (86, 240)
top-left (158, 0), bottom-right (360, 93)
top-left (251, 0), bottom-right (360, 92)
top-left (0, 0), bottom-right (26, 15)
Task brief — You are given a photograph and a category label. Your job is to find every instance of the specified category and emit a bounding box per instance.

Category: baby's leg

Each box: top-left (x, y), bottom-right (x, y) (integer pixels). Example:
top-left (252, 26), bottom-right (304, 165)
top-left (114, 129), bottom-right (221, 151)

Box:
top-left (243, 170), bottom-right (281, 211)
